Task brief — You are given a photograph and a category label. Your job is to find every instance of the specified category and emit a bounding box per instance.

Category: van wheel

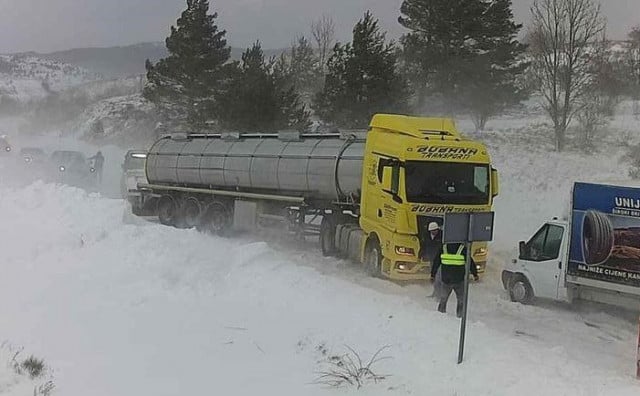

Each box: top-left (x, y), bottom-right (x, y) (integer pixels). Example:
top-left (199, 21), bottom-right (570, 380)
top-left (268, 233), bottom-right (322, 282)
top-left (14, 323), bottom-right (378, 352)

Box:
top-left (582, 210), bottom-right (614, 266)
top-left (508, 275), bottom-right (534, 304)
top-left (365, 238), bottom-right (382, 278)
top-left (158, 195), bottom-right (177, 226)
top-left (320, 216), bottom-right (338, 256)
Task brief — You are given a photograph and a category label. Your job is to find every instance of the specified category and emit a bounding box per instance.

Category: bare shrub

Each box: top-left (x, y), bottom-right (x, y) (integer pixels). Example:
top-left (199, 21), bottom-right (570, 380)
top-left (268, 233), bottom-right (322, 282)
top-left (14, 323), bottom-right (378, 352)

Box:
top-left (21, 355), bottom-right (46, 379)
top-left (314, 345), bottom-right (390, 389)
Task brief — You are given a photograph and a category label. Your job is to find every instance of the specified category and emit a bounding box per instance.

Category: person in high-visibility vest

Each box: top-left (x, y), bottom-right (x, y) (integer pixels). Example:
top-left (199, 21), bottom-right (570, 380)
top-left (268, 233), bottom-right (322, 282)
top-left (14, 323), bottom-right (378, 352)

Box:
top-left (431, 242), bottom-right (479, 317)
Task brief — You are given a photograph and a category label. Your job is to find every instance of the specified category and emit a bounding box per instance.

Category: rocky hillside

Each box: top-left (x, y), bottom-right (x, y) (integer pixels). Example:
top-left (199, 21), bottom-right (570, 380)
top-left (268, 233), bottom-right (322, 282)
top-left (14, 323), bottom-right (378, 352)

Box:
top-left (0, 54), bottom-right (99, 104)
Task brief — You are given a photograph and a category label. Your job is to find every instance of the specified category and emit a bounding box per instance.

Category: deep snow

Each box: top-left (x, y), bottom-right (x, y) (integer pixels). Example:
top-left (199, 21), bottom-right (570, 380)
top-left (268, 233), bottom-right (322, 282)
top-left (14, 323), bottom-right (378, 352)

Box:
top-left (1, 119), bottom-right (640, 395)
top-left (0, 183), bottom-right (638, 396)
top-left (1, 100), bottom-right (640, 394)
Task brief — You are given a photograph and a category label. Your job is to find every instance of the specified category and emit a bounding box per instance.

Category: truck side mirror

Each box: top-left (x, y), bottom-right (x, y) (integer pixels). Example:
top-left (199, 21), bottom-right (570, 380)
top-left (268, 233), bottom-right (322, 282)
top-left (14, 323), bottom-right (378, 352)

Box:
top-left (519, 241), bottom-right (526, 258)
top-left (491, 168), bottom-right (499, 198)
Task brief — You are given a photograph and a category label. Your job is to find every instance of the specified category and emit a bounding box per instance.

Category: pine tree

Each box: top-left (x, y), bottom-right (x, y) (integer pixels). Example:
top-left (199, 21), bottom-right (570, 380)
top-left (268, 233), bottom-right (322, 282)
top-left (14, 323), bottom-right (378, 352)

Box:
top-left (314, 12), bottom-right (409, 128)
top-left (219, 42), bottom-right (311, 132)
top-left (399, 0), bottom-right (528, 130)
top-left (144, 0), bottom-right (231, 128)
top-left (290, 36), bottom-right (321, 99)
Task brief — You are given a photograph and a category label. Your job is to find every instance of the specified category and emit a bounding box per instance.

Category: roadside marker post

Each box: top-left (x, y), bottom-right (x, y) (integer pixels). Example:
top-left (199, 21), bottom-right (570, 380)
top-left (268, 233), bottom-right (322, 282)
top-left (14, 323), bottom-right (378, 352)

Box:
top-left (443, 212), bottom-right (495, 364)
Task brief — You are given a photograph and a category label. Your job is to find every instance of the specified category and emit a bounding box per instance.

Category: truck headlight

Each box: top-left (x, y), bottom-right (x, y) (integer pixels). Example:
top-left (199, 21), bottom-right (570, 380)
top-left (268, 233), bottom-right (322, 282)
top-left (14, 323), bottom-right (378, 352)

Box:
top-left (5, 147), bottom-right (10, 152)
top-left (90, 167), bottom-right (96, 173)
top-left (59, 166), bottom-right (65, 172)
top-left (395, 246), bottom-right (415, 256)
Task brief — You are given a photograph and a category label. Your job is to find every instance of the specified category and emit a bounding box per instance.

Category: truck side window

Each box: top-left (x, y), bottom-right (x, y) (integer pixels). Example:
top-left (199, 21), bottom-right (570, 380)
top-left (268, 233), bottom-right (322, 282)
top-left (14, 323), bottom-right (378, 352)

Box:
top-left (522, 224), bottom-right (564, 262)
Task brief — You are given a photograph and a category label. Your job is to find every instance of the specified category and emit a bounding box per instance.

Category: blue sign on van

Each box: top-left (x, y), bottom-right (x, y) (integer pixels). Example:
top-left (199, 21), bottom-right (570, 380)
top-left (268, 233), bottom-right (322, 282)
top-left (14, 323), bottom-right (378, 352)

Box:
top-left (568, 182), bottom-right (640, 287)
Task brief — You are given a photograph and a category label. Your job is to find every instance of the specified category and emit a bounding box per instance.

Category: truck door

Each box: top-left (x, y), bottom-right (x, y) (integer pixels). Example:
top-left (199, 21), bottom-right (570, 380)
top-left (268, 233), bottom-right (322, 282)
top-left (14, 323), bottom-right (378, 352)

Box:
top-left (519, 223), bottom-right (566, 300)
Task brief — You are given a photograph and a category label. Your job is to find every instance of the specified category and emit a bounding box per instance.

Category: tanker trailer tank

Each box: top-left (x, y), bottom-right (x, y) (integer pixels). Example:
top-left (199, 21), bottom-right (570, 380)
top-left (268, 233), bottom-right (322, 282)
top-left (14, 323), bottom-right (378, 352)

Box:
top-left (145, 132), bottom-right (365, 204)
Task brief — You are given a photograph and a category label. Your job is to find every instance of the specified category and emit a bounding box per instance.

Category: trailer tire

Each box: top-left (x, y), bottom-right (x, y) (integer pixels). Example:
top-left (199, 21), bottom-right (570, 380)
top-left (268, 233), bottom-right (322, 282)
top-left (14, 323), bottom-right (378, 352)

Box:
top-left (158, 195), bottom-right (177, 226)
top-left (181, 197), bottom-right (202, 229)
top-left (365, 237), bottom-right (383, 278)
top-left (320, 216), bottom-right (338, 257)
top-left (582, 210), bottom-right (614, 266)
top-left (197, 202), bottom-right (231, 236)
top-left (508, 275), bottom-right (534, 304)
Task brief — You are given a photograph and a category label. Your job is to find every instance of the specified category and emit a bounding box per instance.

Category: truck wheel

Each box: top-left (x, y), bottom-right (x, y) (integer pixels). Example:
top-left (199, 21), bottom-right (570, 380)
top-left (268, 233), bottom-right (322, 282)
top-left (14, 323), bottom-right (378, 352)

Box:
top-left (582, 210), bottom-right (614, 266)
top-left (131, 204), bottom-right (144, 216)
top-left (181, 197), bottom-right (202, 229)
top-left (158, 195), bottom-right (177, 226)
top-left (365, 238), bottom-right (382, 278)
top-left (198, 202), bottom-right (230, 236)
top-left (320, 216), bottom-right (338, 256)
top-left (508, 275), bottom-right (534, 304)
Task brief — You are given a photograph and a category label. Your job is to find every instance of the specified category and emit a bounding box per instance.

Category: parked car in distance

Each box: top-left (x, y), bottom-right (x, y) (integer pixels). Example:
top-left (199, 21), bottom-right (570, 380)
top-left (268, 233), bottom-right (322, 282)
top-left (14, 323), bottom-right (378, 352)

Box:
top-left (0, 135), bottom-right (12, 155)
top-left (49, 150), bottom-right (97, 187)
top-left (20, 147), bottom-right (47, 165)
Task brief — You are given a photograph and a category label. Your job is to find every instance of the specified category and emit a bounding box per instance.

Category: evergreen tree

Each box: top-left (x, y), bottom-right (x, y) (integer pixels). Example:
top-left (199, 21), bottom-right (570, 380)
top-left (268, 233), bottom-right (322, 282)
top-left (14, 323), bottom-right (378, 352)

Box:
top-left (219, 42), bottom-right (310, 132)
top-left (399, 0), bottom-right (528, 129)
top-left (290, 36), bottom-right (321, 99)
top-left (314, 12), bottom-right (409, 128)
top-left (144, 0), bottom-right (231, 128)
top-left (274, 36), bottom-right (322, 103)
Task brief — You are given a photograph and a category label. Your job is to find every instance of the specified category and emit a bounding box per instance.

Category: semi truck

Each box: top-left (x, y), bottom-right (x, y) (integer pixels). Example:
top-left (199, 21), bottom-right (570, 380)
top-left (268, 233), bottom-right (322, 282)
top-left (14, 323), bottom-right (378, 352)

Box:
top-left (121, 150), bottom-right (158, 216)
top-left (503, 182), bottom-right (640, 310)
top-left (138, 114), bottom-right (500, 281)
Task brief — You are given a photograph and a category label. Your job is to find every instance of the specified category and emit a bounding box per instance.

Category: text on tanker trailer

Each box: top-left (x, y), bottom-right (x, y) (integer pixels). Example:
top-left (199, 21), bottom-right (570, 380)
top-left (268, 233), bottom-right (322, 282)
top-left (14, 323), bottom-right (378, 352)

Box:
top-left (138, 114), bottom-right (500, 281)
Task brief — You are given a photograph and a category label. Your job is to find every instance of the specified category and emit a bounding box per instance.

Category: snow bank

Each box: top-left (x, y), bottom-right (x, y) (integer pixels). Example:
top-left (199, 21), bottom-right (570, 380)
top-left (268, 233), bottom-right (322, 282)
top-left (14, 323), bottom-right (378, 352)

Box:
top-left (0, 182), bottom-right (638, 395)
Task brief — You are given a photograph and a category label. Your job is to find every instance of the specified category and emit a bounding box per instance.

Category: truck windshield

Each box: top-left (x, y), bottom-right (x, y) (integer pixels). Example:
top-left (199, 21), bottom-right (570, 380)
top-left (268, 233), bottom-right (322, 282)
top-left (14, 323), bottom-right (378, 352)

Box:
top-left (405, 161), bottom-right (490, 205)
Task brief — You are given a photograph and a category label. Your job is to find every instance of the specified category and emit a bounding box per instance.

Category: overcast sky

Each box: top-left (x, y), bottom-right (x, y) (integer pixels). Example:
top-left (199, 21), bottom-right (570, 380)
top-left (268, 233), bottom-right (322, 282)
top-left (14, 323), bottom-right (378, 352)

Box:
top-left (0, 0), bottom-right (638, 53)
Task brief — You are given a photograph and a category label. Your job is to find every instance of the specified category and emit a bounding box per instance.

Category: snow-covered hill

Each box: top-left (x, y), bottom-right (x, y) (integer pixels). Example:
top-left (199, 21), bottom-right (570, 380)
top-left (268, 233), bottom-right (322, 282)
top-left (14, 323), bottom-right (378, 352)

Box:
top-left (71, 93), bottom-right (157, 146)
top-left (0, 54), bottom-right (99, 103)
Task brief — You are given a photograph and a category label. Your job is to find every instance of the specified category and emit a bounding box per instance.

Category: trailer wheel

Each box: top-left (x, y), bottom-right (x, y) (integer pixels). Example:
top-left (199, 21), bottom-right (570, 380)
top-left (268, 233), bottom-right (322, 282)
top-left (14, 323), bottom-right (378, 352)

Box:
top-left (181, 197), bottom-right (202, 229)
top-left (365, 237), bottom-right (382, 278)
top-left (320, 216), bottom-right (338, 256)
top-left (582, 210), bottom-right (614, 266)
top-left (158, 195), bottom-right (177, 226)
top-left (198, 202), bottom-right (230, 236)
top-left (508, 275), bottom-right (534, 304)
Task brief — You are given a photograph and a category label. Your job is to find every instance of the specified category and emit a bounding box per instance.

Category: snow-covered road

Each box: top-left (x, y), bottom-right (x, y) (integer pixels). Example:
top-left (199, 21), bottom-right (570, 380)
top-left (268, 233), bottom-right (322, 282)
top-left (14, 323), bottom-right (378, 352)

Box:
top-left (0, 180), bottom-right (638, 396)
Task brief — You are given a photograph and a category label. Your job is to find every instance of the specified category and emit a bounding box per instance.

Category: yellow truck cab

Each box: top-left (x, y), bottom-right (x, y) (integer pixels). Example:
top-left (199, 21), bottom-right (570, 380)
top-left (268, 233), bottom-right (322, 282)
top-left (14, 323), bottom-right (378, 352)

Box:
top-left (356, 115), bottom-right (499, 280)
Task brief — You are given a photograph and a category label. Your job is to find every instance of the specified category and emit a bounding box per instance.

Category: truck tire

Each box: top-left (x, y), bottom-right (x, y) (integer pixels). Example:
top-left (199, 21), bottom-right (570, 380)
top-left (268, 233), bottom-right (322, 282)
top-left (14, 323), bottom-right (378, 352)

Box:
top-left (181, 197), bottom-right (202, 229)
top-left (197, 202), bottom-right (231, 236)
top-left (320, 216), bottom-right (338, 257)
top-left (582, 210), bottom-right (614, 266)
top-left (365, 237), bottom-right (382, 278)
top-left (508, 275), bottom-right (534, 304)
top-left (131, 204), bottom-right (144, 216)
top-left (158, 195), bottom-right (177, 226)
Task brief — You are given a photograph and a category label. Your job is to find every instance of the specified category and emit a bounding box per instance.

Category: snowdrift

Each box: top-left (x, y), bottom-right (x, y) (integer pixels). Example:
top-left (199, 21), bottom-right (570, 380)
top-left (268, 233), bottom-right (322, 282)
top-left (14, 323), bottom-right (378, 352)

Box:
top-left (0, 179), bottom-right (638, 395)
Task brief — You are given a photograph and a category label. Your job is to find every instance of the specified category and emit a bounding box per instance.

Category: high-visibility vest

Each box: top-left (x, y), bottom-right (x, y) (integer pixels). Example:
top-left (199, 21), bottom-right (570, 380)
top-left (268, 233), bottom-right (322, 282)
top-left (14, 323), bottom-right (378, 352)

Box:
top-left (441, 244), bottom-right (465, 266)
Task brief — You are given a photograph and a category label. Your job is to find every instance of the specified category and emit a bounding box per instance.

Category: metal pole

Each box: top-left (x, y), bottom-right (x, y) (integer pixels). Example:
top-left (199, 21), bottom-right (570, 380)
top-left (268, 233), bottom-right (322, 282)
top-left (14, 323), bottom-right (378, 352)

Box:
top-left (458, 214), bottom-right (474, 364)
top-left (457, 240), bottom-right (471, 364)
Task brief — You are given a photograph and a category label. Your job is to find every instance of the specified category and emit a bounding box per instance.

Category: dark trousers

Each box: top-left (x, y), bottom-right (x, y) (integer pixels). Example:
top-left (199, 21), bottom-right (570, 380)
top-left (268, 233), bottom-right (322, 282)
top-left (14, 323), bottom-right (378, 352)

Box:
top-left (438, 282), bottom-right (464, 317)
